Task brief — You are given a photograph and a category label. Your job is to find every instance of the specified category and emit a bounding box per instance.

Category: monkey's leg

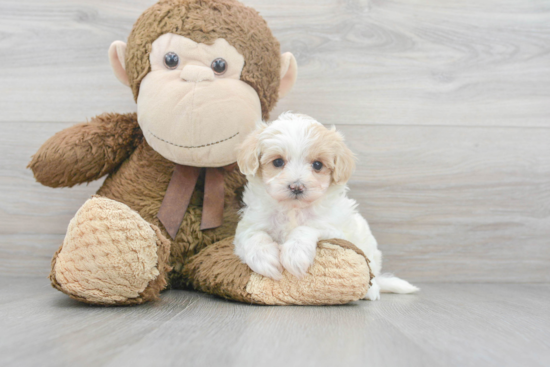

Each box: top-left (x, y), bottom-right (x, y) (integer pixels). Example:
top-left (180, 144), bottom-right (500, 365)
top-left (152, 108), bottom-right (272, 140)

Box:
top-left (50, 196), bottom-right (171, 306)
top-left (184, 237), bottom-right (372, 305)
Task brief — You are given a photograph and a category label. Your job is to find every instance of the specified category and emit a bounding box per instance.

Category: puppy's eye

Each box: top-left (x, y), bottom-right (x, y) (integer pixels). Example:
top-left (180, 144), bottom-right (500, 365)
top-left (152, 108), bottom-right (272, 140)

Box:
top-left (164, 52), bottom-right (179, 69)
top-left (211, 58), bottom-right (227, 75)
top-left (273, 158), bottom-right (285, 168)
top-left (312, 161), bottom-right (323, 171)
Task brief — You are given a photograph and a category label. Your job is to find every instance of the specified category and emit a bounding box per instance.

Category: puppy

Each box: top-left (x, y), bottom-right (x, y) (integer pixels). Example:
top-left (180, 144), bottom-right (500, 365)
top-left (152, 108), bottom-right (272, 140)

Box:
top-left (234, 112), bottom-right (418, 300)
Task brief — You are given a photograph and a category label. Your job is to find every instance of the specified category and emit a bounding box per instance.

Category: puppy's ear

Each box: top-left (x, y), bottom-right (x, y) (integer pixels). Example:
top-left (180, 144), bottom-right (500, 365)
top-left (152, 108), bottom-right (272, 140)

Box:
top-left (332, 133), bottom-right (356, 184)
top-left (237, 125), bottom-right (264, 176)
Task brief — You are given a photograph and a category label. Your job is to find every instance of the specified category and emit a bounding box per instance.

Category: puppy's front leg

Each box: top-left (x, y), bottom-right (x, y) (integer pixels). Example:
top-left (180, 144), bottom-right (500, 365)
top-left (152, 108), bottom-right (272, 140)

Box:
top-left (234, 231), bottom-right (283, 280)
top-left (280, 226), bottom-right (319, 278)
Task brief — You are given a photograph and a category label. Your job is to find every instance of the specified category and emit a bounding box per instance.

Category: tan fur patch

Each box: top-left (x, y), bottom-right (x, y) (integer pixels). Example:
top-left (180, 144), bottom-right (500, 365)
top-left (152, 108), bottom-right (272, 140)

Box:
top-left (53, 197), bottom-right (162, 304)
top-left (246, 241), bottom-right (371, 305)
top-left (306, 123), bottom-right (355, 184)
top-left (258, 154), bottom-right (284, 181)
top-left (306, 124), bottom-right (338, 170)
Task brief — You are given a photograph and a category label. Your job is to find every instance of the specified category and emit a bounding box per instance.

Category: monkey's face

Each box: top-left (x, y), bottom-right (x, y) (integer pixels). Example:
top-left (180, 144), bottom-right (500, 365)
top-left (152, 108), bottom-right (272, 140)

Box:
top-left (109, 15), bottom-right (297, 168)
top-left (133, 33), bottom-right (261, 166)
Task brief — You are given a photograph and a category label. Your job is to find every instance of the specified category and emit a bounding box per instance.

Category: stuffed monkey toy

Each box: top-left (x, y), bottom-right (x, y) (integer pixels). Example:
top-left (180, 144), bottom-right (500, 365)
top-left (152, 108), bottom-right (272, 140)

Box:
top-left (29, 0), bottom-right (372, 306)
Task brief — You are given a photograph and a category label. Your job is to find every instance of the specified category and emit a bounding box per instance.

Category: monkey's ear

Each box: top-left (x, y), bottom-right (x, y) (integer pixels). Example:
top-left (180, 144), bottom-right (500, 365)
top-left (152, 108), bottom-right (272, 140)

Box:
top-left (279, 52), bottom-right (297, 98)
top-left (108, 41), bottom-right (130, 87)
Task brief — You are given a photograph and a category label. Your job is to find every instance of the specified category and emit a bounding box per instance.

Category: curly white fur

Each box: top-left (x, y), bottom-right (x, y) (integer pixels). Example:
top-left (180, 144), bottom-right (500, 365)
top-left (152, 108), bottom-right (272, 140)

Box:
top-left (234, 112), bottom-right (418, 300)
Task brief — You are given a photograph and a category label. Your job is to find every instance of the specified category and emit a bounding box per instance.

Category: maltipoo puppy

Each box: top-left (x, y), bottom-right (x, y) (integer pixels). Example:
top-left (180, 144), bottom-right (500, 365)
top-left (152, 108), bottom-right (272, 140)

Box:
top-left (234, 112), bottom-right (418, 300)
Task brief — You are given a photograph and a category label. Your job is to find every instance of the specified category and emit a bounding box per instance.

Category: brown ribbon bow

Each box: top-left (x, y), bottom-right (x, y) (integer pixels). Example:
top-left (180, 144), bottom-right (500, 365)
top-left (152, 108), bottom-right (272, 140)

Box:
top-left (158, 164), bottom-right (236, 239)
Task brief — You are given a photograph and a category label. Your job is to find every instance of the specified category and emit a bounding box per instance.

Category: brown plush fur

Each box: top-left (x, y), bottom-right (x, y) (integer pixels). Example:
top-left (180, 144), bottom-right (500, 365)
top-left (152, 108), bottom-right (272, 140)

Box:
top-left (28, 113), bottom-right (142, 188)
top-left (126, 0), bottom-right (281, 121)
top-left (93, 114), bottom-right (247, 289)
top-left (184, 236), bottom-right (254, 303)
top-left (33, 112), bottom-right (247, 293)
top-left (185, 237), bottom-right (373, 305)
top-left (34, 113), bottom-right (246, 294)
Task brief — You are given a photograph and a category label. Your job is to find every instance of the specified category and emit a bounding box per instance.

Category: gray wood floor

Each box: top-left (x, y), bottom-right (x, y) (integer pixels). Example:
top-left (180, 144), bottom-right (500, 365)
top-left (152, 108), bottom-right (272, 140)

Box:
top-left (0, 277), bottom-right (549, 367)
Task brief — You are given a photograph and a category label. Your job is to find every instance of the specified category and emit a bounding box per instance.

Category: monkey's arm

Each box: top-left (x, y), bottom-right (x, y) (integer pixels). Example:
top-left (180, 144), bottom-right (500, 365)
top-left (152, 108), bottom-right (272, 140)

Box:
top-left (29, 112), bottom-right (142, 188)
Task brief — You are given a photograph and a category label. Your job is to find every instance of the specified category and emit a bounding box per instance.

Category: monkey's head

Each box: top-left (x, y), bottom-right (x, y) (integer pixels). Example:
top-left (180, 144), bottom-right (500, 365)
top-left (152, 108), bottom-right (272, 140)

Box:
top-left (108, 0), bottom-right (297, 167)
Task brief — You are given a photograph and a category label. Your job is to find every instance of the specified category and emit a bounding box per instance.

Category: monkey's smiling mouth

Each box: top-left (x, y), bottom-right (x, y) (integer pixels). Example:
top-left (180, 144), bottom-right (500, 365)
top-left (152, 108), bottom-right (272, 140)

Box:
top-left (147, 130), bottom-right (239, 149)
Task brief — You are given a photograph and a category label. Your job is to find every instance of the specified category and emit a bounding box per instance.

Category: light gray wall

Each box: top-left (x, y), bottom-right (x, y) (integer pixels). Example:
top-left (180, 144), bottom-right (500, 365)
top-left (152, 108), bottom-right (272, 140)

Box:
top-left (1, 0), bottom-right (549, 281)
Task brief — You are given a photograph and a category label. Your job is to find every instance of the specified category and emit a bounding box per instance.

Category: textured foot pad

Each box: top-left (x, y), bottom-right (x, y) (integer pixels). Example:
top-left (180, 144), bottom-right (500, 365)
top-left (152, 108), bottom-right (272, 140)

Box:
top-left (185, 237), bottom-right (372, 305)
top-left (51, 196), bottom-right (171, 305)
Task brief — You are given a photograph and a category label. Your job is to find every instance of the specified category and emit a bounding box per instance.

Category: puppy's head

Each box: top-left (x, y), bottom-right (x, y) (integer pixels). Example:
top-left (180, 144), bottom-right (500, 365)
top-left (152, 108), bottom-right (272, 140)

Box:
top-left (237, 112), bottom-right (355, 205)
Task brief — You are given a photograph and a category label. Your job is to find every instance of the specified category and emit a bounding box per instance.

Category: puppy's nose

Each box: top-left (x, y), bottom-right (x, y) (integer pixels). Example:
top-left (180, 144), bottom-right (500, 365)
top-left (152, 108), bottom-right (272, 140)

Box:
top-left (289, 182), bottom-right (305, 195)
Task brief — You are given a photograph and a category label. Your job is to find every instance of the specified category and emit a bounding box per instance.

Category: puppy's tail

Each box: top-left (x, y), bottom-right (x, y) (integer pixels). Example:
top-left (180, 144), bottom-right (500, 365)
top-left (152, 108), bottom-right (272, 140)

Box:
top-left (377, 273), bottom-right (419, 294)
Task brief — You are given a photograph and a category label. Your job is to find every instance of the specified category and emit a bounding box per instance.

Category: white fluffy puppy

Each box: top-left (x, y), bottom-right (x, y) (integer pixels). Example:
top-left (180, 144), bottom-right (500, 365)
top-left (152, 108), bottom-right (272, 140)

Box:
top-left (234, 112), bottom-right (418, 300)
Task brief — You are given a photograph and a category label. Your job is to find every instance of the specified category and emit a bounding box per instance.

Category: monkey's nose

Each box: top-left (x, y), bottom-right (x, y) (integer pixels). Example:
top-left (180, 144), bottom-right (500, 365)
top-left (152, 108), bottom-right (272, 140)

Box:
top-left (289, 182), bottom-right (305, 195)
top-left (180, 65), bottom-right (215, 82)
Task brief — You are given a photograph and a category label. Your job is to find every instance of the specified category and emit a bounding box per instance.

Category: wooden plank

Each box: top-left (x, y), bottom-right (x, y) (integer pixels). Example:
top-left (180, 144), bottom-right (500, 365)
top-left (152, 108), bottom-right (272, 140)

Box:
top-left (0, 235), bottom-right (63, 278)
top-left (376, 284), bottom-right (550, 367)
top-left (0, 0), bottom-right (549, 126)
top-left (0, 122), bottom-right (104, 238)
top-left (1, 122), bottom-right (549, 281)
top-left (345, 124), bottom-right (550, 282)
top-left (0, 280), bottom-right (549, 367)
top-left (0, 277), bottom-right (192, 366)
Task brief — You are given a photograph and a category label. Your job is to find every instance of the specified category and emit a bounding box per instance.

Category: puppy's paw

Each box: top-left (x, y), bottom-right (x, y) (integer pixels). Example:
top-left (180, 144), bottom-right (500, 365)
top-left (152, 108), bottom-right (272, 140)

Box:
top-left (280, 238), bottom-right (317, 279)
top-left (363, 278), bottom-right (381, 301)
top-left (245, 240), bottom-right (283, 281)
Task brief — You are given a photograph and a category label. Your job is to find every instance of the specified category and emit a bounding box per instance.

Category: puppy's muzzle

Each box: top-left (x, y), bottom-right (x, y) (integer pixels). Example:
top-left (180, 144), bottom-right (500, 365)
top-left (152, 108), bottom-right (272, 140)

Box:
top-left (289, 182), bottom-right (305, 195)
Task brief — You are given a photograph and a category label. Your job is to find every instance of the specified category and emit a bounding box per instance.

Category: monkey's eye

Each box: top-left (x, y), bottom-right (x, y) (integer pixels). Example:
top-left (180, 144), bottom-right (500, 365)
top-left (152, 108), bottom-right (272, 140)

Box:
top-left (312, 161), bottom-right (323, 171)
top-left (211, 58), bottom-right (227, 75)
top-left (273, 158), bottom-right (285, 168)
top-left (164, 52), bottom-right (179, 69)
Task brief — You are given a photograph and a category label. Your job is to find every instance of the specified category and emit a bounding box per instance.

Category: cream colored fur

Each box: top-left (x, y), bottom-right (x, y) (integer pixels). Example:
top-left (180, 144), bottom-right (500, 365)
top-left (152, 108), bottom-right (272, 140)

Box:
top-left (137, 34), bottom-right (261, 167)
top-left (54, 197), bottom-right (161, 304)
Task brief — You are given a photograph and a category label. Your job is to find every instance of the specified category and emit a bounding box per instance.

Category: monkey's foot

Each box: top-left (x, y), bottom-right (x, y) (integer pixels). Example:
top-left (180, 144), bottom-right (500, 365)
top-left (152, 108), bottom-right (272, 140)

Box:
top-left (185, 237), bottom-right (372, 305)
top-left (50, 196), bottom-right (171, 306)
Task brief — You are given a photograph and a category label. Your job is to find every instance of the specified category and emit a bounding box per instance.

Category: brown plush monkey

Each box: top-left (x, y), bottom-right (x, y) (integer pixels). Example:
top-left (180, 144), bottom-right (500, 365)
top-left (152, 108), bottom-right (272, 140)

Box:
top-left (29, 0), bottom-right (372, 306)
